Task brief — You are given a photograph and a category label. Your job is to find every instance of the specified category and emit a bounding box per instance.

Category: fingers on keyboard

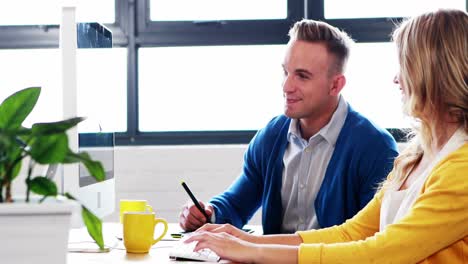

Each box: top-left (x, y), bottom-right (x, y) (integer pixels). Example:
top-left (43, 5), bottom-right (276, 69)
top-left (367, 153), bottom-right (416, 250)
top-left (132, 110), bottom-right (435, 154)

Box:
top-left (169, 241), bottom-right (220, 262)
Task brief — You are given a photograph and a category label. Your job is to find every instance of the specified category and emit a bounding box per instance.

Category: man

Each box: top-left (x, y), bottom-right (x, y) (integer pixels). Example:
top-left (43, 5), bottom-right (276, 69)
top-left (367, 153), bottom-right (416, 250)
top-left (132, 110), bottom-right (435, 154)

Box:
top-left (179, 19), bottom-right (399, 234)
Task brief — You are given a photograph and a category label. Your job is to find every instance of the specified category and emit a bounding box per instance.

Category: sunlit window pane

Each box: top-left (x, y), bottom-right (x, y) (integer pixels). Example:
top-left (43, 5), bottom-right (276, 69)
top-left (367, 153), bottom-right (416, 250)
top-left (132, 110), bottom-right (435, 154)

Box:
top-left (139, 43), bottom-right (410, 132)
top-left (76, 49), bottom-right (127, 132)
top-left (0, 0), bottom-right (115, 26)
top-left (138, 45), bottom-right (285, 131)
top-left (0, 48), bottom-right (127, 132)
top-left (150, 0), bottom-right (287, 21)
top-left (343, 42), bottom-right (410, 128)
top-left (325, 0), bottom-right (465, 19)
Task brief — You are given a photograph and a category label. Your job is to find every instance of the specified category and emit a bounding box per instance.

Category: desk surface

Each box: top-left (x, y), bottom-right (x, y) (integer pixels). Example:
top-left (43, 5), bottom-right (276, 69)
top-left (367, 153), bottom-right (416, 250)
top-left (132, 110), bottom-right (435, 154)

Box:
top-left (68, 240), bottom-right (228, 264)
top-left (67, 223), bottom-right (253, 264)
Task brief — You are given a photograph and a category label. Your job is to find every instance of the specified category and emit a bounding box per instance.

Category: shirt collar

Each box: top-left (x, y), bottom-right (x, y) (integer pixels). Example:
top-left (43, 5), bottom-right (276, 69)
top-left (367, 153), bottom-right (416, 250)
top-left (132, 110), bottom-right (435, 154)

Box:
top-left (287, 96), bottom-right (348, 147)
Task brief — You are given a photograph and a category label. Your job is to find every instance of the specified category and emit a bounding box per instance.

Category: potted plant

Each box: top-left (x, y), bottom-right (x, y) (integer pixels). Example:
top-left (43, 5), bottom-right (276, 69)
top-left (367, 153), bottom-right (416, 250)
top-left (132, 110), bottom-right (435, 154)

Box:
top-left (0, 87), bottom-right (106, 263)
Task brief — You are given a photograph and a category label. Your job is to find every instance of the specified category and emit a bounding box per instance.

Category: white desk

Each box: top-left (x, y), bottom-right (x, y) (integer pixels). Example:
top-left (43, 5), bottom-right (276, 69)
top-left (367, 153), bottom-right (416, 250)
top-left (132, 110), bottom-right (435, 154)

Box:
top-left (67, 223), bottom-right (254, 264)
top-left (68, 240), bottom-right (228, 264)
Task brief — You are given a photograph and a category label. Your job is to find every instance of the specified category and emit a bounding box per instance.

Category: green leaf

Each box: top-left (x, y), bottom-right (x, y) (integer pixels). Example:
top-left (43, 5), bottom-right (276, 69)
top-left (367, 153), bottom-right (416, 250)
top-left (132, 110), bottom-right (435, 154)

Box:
top-left (32, 117), bottom-right (85, 135)
top-left (28, 176), bottom-right (58, 196)
top-left (2, 147), bottom-right (23, 181)
top-left (62, 149), bottom-right (89, 164)
top-left (17, 126), bottom-right (32, 136)
top-left (10, 158), bottom-right (22, 180)
top-left (0, 87), bottom-right (41, 130)
top-left (65, 193), bottom-right (104, 250)
top-left (82, 205), bottom-right (105, 249)
top-left (0, 136), bottom-right (12, 164)
top-left (30, 133), bottom-right (68, 164)
top-left (64, 151), bottom-right (105, 181)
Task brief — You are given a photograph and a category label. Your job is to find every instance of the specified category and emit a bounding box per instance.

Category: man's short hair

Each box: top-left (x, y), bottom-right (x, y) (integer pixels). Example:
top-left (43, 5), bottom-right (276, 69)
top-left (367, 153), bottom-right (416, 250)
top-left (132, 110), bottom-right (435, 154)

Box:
top-left (288, 19), bottom-right (354, 74)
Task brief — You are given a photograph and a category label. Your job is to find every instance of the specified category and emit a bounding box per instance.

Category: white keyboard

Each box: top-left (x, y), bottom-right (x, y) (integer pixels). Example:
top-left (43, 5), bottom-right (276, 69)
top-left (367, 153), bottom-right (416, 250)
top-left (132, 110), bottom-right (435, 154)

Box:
top-left (169, 240), bottom-right (220, 262)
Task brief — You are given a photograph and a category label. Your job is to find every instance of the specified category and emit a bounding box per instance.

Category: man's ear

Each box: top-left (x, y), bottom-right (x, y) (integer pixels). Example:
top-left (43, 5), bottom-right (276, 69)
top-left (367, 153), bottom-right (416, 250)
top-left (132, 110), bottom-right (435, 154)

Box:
top-left (329, 74), bottom-right (346, 96)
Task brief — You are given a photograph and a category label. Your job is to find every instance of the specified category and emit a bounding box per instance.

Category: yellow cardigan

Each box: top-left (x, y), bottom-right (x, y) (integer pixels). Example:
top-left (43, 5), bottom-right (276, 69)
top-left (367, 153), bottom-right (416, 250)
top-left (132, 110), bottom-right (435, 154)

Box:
top-left (297, 143), bottom-right (468, 264)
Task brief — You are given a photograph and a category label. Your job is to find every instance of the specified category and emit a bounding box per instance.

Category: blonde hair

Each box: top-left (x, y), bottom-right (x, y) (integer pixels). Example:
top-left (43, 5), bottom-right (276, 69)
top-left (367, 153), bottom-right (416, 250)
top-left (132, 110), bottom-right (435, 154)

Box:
top-left (386, 9), bottom-right (468, 188)
top-left (288, 19), bottom-right (354, 74)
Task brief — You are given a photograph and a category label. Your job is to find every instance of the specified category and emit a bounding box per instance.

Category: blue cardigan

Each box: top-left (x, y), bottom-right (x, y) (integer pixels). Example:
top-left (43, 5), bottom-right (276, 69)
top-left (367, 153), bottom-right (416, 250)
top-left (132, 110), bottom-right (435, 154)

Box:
top-left (209, 105), bottom-right (399, 234)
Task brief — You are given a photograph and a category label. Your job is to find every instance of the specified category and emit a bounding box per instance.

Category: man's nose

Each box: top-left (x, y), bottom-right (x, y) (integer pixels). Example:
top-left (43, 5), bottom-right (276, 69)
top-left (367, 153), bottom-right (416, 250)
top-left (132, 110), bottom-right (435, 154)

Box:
top-left (283, 76), bottom-right (295, 93)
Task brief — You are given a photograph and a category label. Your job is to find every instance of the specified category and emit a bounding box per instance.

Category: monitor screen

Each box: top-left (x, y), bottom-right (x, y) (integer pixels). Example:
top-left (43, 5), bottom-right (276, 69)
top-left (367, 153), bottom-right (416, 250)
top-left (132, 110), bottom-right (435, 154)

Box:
top-left (72, 22), bottom-right (115, 220)
top-left (78, 133), bottom-right (114, 188)
top-left (77, 22), bottom-right (112, 49)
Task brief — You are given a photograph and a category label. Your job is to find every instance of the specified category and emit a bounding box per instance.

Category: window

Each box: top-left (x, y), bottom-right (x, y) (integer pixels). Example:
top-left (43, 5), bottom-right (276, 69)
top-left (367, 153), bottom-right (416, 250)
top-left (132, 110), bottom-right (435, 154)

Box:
top-left (325, 0), bottom-right (465, 19)
top-left (0, 48), bottom-right (127, 132)
top-left (0, 49), bottom-right (62, 124)
top-left (1, 0), bottom-right (466, 145)
top-left (343, 43), bottom-right (410, 129)
top-left (138, 45), bottom-right (284, 132)
top-left (0, 0), bottom-right (115, 25)
top-left (150, 0), bottom-right (287, 21)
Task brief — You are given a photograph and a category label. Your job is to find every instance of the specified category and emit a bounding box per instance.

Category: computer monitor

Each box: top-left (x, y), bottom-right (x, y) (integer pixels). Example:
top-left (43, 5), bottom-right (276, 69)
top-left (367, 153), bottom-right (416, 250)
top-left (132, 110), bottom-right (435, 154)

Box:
top-left (60, 4), bottom-right (115, 225)
top-left (78, 133), bottom-right (115, 218)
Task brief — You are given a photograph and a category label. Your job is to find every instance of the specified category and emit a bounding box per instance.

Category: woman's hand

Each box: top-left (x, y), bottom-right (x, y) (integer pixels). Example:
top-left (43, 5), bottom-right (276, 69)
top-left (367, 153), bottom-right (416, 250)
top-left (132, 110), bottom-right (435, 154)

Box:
top-left (196, 223), bottom-right (256, 243)
top-left (185, 231), bottom-right (259, 263)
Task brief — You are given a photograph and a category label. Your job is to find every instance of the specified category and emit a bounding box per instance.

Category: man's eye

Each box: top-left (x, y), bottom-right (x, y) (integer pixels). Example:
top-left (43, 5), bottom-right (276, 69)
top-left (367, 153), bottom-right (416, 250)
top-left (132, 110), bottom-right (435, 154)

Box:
top-left (298, 73), bottom-right (309, 80)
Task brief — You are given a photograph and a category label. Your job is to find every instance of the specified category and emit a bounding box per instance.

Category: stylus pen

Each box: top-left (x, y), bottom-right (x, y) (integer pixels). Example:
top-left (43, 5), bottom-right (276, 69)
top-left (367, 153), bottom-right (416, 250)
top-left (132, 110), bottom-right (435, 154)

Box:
top-left (181, 181), bottom-right (211, 224)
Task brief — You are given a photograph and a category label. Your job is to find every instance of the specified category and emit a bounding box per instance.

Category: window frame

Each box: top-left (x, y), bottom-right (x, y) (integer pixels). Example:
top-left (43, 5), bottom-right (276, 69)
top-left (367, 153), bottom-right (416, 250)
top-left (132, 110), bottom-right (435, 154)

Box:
top-left (121, 0), bottom-right (308, 145)
top-left (0, 1), bottom-right (127, 49)
top-left (136, 0), bottom-right (304, 46)
top-left (123, 0), bottom-right (408, 145)
top-left (306, 0), bottom-right (403, 43)
top-left (4, 0), bottom-right (455, 145)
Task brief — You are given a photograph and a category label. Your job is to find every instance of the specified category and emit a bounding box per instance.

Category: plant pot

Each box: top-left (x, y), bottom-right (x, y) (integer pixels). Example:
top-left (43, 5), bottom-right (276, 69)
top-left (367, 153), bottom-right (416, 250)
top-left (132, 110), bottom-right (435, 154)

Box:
top-left (0, 198), bottom-right (78, 264)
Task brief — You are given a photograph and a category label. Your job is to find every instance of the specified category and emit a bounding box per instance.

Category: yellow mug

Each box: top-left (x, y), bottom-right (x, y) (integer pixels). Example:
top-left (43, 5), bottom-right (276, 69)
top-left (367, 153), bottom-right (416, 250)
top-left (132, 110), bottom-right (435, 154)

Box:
top-left (119, 199), bottom-right (153, 223)
top-left (123, 212), bottom-right (168, 253)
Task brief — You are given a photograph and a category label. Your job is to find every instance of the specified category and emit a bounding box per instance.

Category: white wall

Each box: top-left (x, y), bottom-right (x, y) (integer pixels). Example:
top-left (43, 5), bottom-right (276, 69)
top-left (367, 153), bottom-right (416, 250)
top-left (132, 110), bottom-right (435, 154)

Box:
top-left (12, 143), bottom-right (407, 225)
top-left (106, 145), bottom-right (256, 224)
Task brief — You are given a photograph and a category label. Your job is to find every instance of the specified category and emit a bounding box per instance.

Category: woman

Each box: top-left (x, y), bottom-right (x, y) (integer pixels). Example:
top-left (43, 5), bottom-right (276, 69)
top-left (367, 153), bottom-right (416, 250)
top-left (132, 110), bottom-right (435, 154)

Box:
top-left (185, 9), bottom-right (468, 264)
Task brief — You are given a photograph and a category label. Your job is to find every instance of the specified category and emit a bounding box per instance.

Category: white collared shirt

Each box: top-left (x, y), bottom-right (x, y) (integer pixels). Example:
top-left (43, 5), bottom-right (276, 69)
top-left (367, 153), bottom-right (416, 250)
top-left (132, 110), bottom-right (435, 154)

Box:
top-left (280, 96), bottom-right (348, 233)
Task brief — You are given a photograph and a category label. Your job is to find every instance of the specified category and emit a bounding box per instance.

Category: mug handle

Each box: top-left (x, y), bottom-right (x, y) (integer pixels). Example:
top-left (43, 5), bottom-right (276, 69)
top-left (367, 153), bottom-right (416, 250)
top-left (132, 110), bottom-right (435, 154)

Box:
top-left (152, 218), bottom-right (168, 244)
top-left (146, 205), bottom-right (153, 213)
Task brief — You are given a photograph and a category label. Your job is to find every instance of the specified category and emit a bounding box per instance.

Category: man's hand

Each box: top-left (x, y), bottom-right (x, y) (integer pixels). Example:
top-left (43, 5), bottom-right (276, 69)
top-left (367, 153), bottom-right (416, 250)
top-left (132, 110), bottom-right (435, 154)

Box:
top-left (179, 201), bottom-right (214, 231)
